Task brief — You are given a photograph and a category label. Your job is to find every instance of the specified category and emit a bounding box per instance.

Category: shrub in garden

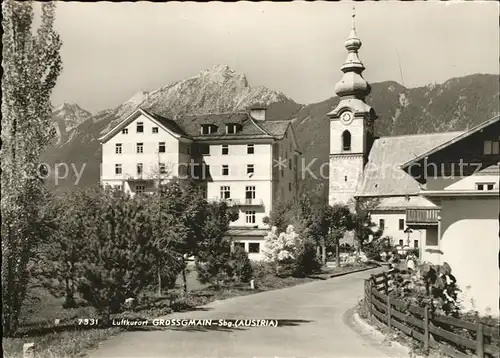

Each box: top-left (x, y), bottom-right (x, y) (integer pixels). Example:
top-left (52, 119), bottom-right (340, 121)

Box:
top-left (389, 262), bottom-right (462, 317)
top-left (76, 193), bottom-right (157, 324)
top-left (232, 246), bottom-right (254, 283)
top-left (262, 225), bottom-right (301, 277)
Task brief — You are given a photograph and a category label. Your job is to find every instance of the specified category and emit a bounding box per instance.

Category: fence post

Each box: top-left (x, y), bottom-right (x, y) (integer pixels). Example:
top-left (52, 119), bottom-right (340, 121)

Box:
top-left (387, 295), bottom-right (392, 330)
top-left (424, 305), bottom-right (430, 354)
top-left (476, 322), bottom-right (484, 358)
top-left (368, 279), bottom-right (373, 318)
top-left (384, 273), bottom-right (389, 295)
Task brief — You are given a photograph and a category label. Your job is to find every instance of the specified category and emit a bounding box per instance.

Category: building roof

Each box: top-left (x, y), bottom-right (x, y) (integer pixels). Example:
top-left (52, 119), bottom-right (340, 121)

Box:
top-left (371, 196), bottom-right (439, 211)
top-left (356, 131), bottom-right (464, 197)
top-left (142, 109), bottom-right (188, 137)
top-left (98, 108), bottom-right (188, 142)
top-left (100, 108), bottom-right (294, 143)
top-left (400, 115), bottom-right (500, 170)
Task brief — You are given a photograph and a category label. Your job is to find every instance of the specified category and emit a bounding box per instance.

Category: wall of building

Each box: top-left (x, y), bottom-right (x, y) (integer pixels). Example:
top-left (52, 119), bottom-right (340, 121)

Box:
top-left (427, 173), bottom-right (499, 191)
top-left (203, 142), bottom-right (273, 228)
top-left (370, 211), bottom-right (425, 253)
top-left (439, 197), bottom-right (499, 316)
top-left (233, 237), bottom-right (266, 261)
top-left (272, 127), bottom-right (298, 205)
top-left (329, 154), bottom-right (364, 206)
top-left (421, 227), bottom-right (441, 264)
top-left (101, 113), bottom-right (183, 194)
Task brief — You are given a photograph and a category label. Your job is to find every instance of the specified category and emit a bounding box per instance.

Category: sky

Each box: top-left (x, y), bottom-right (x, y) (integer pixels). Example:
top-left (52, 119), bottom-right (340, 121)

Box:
top-left (45, 1), bottom-right (499, 113)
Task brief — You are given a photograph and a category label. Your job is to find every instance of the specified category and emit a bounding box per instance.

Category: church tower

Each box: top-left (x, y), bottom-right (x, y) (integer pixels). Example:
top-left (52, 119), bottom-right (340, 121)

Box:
top-left (328, 9), bottom-right (377, 207)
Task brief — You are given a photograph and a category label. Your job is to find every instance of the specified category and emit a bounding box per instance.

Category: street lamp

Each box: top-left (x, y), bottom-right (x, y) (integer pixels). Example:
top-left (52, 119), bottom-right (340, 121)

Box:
top-left (404, 227), bottom-right (413, 247)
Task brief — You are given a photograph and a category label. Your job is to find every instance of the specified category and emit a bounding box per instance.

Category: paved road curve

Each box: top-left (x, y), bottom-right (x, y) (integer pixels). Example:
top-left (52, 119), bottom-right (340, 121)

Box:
top-left (88, 268), bottom-right (407, 358)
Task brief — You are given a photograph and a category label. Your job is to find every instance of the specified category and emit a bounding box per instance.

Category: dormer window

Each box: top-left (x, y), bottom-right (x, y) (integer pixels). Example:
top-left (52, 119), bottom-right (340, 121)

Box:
top-left (226, 123), bottom-right (241, 134)
top-left (201, 124), bottom-right (218, 135)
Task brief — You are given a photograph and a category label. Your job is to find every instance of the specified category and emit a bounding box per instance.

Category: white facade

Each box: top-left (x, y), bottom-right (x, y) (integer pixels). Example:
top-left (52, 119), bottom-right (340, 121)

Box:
top-left (370, 211), bottom-right (425, 254)
top-left (100, 109), bottom-right (300, 260)
top-left (100, 111), bottom-right (192, 195)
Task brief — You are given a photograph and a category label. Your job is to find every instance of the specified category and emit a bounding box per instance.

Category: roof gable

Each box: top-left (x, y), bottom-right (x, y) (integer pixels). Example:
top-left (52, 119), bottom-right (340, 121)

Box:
top-left (98, 108), bottom-right (186, 143)
top-left (400, 115), bottom-right (500, 170)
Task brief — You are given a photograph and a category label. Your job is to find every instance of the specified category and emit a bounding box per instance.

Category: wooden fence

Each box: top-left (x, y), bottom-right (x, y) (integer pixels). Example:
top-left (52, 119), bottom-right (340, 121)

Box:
top-left (364, 272), bottom-right (500, 358)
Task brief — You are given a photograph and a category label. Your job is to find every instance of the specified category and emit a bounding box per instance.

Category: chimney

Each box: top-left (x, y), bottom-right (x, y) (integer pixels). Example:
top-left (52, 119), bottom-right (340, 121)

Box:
top-left (249, 106), bottom-right (267, 121)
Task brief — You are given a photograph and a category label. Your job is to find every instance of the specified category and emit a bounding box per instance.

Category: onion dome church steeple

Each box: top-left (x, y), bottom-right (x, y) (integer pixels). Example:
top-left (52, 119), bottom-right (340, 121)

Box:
top-left (327, 7), bottom-right (377, 207)
top-left (334, 9), bottom-right (371, 100)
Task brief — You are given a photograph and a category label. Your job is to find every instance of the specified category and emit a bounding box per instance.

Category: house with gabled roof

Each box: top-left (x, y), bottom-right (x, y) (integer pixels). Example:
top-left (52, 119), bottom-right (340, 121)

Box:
top-left (99, 106), bottom-right (301, 260)
top-left (329, 12), bottom-right (499, 316)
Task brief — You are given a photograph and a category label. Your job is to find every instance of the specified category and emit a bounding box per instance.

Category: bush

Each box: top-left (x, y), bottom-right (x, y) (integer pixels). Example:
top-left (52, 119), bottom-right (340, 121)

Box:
top-left (232, 246), bottom-right (254, 283)
top-left (293, 239), bottom-right (321, 277)
top-left (76, 194), bottom-right (157, 324)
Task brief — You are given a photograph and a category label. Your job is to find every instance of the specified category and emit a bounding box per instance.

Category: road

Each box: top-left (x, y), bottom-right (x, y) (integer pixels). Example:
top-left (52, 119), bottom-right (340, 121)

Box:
top-left (88, 268), bottom-right (408, 358)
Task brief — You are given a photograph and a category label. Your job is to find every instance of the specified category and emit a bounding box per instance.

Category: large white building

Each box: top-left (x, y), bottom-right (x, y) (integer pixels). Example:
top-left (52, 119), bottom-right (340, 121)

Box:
top-left (99, 106), bottom-right (300, 260)
top-left (329, 13), bottom-right (499, 315)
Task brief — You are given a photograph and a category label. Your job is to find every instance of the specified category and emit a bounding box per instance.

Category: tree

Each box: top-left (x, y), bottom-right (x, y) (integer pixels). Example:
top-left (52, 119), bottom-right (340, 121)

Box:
top-left (352, 198), bottom-right (383, 253)
top-left (1, 1), bottom-right (62, 337)
top-left (77, 192), bottom-right (157, 324)
top-left (195, 201), bottom-right (238, 289)
top-left (231, 246), bottom-right (254, 283)
top-left (34, 188), bottom-right (102, 308)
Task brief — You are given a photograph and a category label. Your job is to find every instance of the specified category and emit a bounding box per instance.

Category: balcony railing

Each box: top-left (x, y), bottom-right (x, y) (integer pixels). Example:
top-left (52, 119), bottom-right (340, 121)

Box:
top-left (406, 209), bottom-right (440, 226)
top-left (209, 198), bottom-right (264, 207)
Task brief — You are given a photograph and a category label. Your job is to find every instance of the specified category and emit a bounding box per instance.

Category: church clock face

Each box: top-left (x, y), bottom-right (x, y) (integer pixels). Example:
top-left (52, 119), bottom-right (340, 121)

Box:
top-left (340, 111), bottom-right (353, 125)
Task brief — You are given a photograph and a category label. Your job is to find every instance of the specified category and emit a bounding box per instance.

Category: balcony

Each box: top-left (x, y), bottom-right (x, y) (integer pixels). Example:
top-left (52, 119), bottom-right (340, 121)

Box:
top-left (209, 198), bottom-right (264, 207)
top-left (406, 209), bottom-right (440, 228)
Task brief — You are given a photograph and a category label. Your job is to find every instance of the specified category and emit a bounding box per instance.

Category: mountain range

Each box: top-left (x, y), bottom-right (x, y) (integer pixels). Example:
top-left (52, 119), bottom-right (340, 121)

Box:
top-left (42, 65), bottom-right (499, 196)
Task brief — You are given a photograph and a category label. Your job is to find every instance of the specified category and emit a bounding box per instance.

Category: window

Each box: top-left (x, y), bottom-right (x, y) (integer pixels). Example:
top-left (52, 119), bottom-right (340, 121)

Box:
top-left (116, 185), bottom-right (122, 191)
top-left (222, 165), bottom-right (229, 176)
top-left (137, 163), bottom-right (143, 175)
top-left (414, 240), bottom-right (419, 249)
top-left (220, 186), bottom-right (230, 199)
top-left (159, 163), bottom-right (166, 174)
top-left (248, 243), bottom-right (260, 253)
top-left (222, 145), bottom-right (229, 155)
top-left (247, 164), bottom-right (254, 175)
top-left (493, 141), bottom-right (500, 155)
top-left (201, 124), bottom-right (217, 135)
top-left (152, 127), bottom-right (159, 134)
top-left (136, 122), bottom-right (144, 133)
top-left (247, 144), bottom-right (254, 154)
top-left (159, 142), bottom-right (166, 153)
top-left (477, 183), bottom-right (495, 191)
top-left (245, 186), bottom-right (256, 201)
top-left (342, 130), bottom-right (352, 151)
top-left (135, 185), bottom-right (145, 194)
top-left (379, 219), bottom-right (385, 230)
top-left (289, 182), bottom-right (292, 191)
top-left (281, 169), bottom-right (284, 177)
top-left (288, 159), bottom-right (292, 170)
top-left (122, 128), bottom-right (128, 134)
top-left (136, 143), bottom-right (143, 154)
top-left (226, 123), bottom-right (239, 134)
top-left (399, 219), bottom-right (405, 231)
top-left (344, 176), bottom-right (347, 182)
top-left (245, 211), bottom-right (256, 224)
top-left (399, 239), bottom-right (404, 247)
top-left (115, 164), bottom-right (122, 175)
top-left (115, 143), bottom-right (122, 154)
top-left (234, 242), bottom-right (245, 250)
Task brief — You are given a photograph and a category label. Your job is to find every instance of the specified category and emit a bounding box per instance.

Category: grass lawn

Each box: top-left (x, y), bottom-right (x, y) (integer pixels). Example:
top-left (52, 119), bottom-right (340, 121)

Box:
top-left (3, 262), bottom-right (374, 358)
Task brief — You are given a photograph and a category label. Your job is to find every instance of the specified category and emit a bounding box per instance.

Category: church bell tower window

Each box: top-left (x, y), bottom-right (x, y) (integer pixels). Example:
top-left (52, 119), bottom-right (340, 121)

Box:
top-left (342, 130), bottom-right (352, 151)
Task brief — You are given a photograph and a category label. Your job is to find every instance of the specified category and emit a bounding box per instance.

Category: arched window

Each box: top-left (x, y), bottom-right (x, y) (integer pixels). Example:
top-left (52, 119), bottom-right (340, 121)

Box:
top-left (342, 130), bottom-right (352, 151)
